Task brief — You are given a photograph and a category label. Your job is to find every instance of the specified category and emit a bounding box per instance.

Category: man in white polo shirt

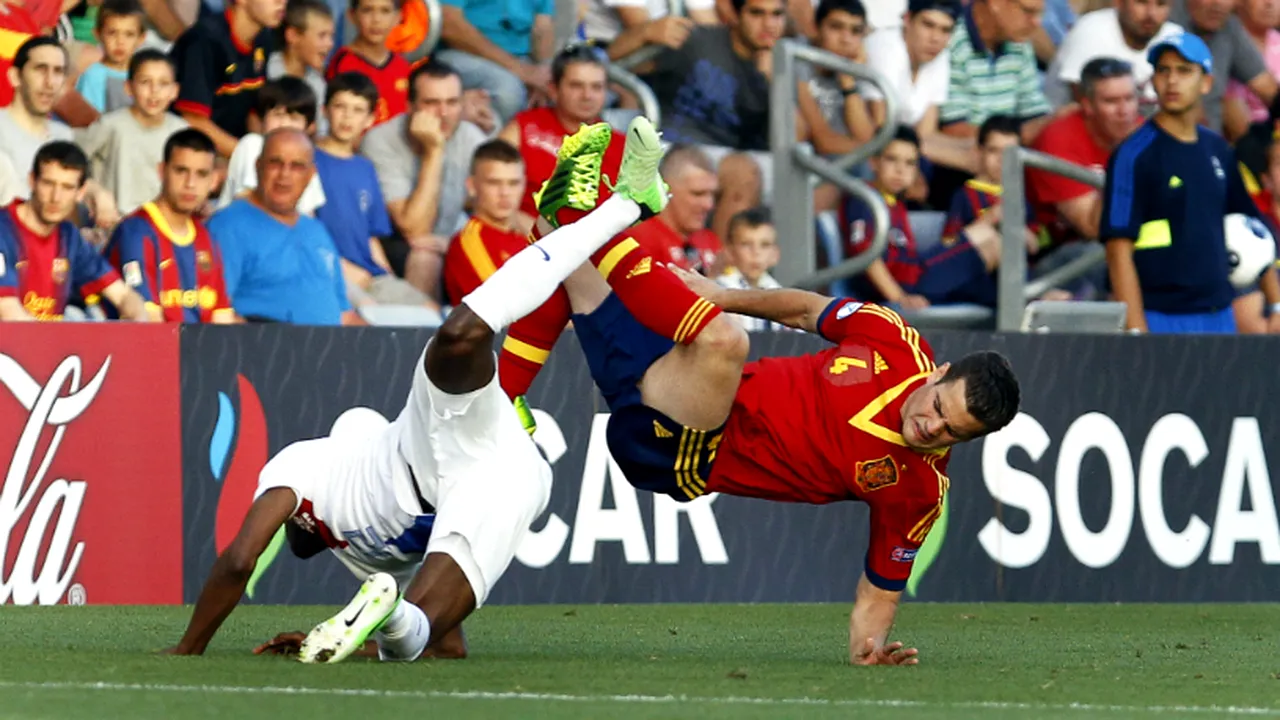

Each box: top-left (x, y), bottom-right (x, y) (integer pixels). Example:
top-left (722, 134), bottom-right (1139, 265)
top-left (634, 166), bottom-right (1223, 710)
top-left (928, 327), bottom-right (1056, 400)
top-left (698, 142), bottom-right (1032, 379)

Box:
top-left (863, 0), bottom-right (957, 135)
top-left (1045, 0), bottom-right (1183, 112)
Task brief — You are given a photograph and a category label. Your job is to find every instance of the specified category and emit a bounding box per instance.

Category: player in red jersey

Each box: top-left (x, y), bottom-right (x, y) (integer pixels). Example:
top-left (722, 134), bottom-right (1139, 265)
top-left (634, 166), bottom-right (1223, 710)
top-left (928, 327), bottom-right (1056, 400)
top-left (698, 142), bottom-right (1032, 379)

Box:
top-left (559, 251), bottom-right (1019, 666)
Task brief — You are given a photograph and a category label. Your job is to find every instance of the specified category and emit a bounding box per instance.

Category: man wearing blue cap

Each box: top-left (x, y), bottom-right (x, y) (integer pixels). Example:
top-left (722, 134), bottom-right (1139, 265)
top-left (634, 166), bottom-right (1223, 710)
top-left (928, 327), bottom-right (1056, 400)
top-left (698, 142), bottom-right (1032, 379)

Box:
top-left (1101, 32), bottom-right (1264, 334)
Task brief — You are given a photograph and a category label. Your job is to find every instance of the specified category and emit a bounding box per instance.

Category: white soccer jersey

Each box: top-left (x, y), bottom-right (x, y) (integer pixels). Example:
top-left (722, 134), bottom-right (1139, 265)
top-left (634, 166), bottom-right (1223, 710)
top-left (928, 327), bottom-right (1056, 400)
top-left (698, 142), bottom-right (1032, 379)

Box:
top-left (255, 428), bottom-right (434, 586)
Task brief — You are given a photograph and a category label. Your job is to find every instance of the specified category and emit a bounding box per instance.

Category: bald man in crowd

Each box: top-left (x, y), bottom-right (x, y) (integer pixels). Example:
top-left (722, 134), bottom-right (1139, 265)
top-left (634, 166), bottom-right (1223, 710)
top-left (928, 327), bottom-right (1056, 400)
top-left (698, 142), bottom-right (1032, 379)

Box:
top-left (624, 144), bottom-right (724, 274)
top-left (207, 128), bottom-right (355, 325)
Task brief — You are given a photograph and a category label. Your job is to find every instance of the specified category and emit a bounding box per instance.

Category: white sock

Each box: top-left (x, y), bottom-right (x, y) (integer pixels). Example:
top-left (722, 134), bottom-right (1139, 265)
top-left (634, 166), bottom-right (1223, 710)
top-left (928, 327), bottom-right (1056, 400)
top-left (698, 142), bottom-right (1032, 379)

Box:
top-left (462, 194), bottom-right (641, 333)
top-left (375, 600), bottom-right (431, 662)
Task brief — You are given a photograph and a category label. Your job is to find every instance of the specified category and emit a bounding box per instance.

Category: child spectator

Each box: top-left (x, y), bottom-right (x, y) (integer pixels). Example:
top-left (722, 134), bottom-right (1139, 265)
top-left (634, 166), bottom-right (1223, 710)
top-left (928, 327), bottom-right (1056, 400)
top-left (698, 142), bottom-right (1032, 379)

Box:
top-left (841, 125), bottom-right (1003, 308)
top-left (76, 49), bottom-right (188, 216)
top-left (315, 72), bottom-right (431, 308)
top-left (936, 115), bottom-right (1044, 307)
top-left (716, 206), bottom-right (790, 332)
top-left (76, 0), bottom-right (145, 113)
top-left (217, 77), bottom-right (327, 216)
top-left (269, 0), bottom-right (334, 135)
top-left (326, 0), bottom-right (411, 127)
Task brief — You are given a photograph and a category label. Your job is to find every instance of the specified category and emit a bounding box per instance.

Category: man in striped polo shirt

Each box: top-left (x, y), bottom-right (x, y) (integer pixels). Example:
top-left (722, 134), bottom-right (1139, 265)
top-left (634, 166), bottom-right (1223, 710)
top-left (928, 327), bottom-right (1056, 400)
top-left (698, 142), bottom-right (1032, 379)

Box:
top-left (939, 0), bottom-right (1051, 146)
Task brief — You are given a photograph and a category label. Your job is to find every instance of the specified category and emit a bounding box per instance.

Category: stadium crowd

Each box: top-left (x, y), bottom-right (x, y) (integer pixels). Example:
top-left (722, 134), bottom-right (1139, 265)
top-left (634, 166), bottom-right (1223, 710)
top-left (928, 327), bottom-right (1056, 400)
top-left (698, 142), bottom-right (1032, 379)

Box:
top-left (0, 0), bottom-right (1277, 334)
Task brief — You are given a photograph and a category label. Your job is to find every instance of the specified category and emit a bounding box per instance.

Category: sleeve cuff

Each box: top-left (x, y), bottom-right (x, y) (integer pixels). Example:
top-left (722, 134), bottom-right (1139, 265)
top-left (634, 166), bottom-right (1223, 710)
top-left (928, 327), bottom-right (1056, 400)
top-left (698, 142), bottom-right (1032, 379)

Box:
top-left (814, 297), bottom-right (846, 341)
top-left (173, 100), bottom-right (212, 118)
top-left (80, 271), bottom-right (120, 298)
top-left (865, 559), bottom-right (908, 592)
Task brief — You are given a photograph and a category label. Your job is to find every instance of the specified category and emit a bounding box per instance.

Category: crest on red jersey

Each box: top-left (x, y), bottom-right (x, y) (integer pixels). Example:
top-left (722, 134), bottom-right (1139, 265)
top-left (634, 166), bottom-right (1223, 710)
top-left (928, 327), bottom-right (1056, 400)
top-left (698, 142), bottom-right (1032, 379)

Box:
top-left (51, 257), bottom-right (68, 285)
top-left (196, 251), bottom-right (213, 272)
top-left (855, 455), bottom-right (899, 493)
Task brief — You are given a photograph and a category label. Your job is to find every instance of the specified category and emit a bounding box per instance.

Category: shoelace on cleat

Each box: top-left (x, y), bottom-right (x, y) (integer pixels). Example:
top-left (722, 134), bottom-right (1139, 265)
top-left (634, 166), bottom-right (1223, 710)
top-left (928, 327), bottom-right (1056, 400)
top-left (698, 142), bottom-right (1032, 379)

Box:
top-left (567, 154), bottom-right (603, 206)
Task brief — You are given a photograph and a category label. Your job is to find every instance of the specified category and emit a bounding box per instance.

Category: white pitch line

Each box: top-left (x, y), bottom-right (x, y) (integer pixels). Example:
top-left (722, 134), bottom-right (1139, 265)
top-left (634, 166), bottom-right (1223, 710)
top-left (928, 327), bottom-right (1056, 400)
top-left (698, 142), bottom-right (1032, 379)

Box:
top-left (0, 681), bottom-right (1277, 717)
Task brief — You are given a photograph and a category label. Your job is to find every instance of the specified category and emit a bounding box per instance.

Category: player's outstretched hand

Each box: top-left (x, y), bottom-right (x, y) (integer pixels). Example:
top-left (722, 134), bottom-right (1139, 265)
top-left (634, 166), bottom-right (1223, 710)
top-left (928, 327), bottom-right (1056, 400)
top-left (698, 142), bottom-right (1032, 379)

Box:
top-left (253, 632), bottom-right (307, 656)
top-left (668, 265), bottom-right (724, 302)
top-left (853, 638), bottom-right (919, 666)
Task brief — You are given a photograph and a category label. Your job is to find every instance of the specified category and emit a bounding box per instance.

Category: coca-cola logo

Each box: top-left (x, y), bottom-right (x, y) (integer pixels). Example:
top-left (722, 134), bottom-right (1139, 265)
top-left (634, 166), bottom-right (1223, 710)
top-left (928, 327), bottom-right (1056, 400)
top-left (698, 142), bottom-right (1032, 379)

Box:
top-left (0, 354), bottom-right (109, 605)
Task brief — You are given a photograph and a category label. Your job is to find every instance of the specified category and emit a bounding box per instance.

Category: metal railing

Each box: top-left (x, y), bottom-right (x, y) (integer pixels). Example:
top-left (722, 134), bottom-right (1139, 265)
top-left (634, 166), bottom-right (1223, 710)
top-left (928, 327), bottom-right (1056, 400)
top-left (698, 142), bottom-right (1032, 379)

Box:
top-left (423, 0), bottom-right (442, 57)
top-left (606, 64), bottom-right (662, 129)
top-left (770, 39), bottom-right (899, 290)
top-left (997, 146), bottom-right (1107, 331)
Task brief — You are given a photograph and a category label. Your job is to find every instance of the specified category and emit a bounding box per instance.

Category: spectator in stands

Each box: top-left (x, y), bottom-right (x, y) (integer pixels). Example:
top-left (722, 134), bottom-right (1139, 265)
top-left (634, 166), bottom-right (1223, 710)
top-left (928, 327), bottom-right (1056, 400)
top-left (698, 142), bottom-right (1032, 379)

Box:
top-left (864, 0), bottom-right (957, 138)
top-left (1101, 33), bottom-right (1259, 334)
top-left (2, 37), bottom-right (119, 226)
top-left (1169, 0), bottom-right (1279, 138)
top-left (436, 0), bottom-right (554, 123)
top-left (627, 144), bottom-right (722, 273)
top-left (326, 0), bottom-right (409, 126)
top-left (315, 72), bottom-right (432, 308)
top-left (1045, 0), bottom-right (1182, 113)
top-left (0, 141), bottom-right (152, 321)
top-left (209, 128), bottom-right (352, 324)
top-left (1031, 0), bottom-right (1075, 66)
top-left (1031, 57), bottom-right (1140, 241)
top-left (940, 0), bottom-right (1051, 145)
top-left (797, 0), bottom-right (874, 157)
top-left (716, 206), bottom-right (791, 331)
top-left (0, 155), bottom-right (18, 207)
top-left (268, 0), bottom-right (333, 133)
top-left (103, 129), bottom-right (236, 323)
top-left (1223, 0), bottom-right (1280, 138)
top-left (361, 60), bottom-right (486, 301)
top-left (498, 44), bottom-right (624, 229)
top-left (77, 50), bottom-right (187, 216)
top-left (842, 126), bottom-right (1004, 309)
top-left (170, 0), bottom-right (284, 157)
top-left (1237, 138), bottom-right (1280, 333)
top-left (583, 0), bottom-right (717, 62)
top-left (642, 0), bottom-right (782, 151)
top-left (937, 116), bottom-right (1042, 307)
top-left (218, 77), bottom-right (327, 216)
top-left (77, 0), bottom-right (146, 113)
top-left (441, 139), bottom-right (529, 305)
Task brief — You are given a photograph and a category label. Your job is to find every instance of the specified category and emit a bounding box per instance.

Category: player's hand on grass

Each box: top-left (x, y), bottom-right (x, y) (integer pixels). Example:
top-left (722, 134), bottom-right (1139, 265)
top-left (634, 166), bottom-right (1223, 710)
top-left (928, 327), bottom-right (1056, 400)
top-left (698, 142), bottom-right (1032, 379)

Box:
top-left (852, 638), bottom-right (919, 666)
top-left (253, 632), bottom-right (307, 656)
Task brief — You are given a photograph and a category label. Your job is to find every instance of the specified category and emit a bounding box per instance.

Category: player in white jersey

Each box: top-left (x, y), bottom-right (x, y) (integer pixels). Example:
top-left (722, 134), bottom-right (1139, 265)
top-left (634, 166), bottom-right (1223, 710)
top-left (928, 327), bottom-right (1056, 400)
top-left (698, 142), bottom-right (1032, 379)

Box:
top-left (168, 117), bottom-right (669, 663)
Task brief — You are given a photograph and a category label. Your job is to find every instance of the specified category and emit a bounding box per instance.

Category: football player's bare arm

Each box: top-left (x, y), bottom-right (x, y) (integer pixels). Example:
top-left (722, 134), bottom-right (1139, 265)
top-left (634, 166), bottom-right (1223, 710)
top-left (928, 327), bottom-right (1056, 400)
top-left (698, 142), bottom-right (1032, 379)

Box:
top-left (167, 488), bottom-right (296, 655)
top-left (0, 297), bottom-right (34, 321)
top-left (848, 573), bottom-right (918, 666)
top-left (668, 265), bottom-right (830, 333)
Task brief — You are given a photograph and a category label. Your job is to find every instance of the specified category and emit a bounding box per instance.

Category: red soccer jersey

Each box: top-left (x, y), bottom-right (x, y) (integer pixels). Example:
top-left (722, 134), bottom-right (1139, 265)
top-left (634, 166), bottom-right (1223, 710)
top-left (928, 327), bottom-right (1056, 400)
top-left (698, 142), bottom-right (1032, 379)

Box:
top-left (326, 47), bottom-right (410, 126)
top-left (515, 107), bottom-right (625, 219)
top-left (443, 216), bottom-right (531, 305)
top-left (0, 201), bottom-right (119, 320)
top-left (1028, 109), bottom-right (1117, 243)
top-left (705, 299), bottom-right (950, 589)
top-left (625, 215), bottom-right (722, 273)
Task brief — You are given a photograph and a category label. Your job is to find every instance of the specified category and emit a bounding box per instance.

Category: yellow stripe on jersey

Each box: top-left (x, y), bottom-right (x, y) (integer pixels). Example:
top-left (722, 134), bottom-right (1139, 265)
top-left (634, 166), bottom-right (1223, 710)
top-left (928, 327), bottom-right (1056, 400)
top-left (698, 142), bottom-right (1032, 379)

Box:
top-left (848, 371), bottom-right (932, 448)
top-left (502, 335), bottom-right (551, 364)
top-left (596, 237), bottom-right (640, 280)
top-left (862, 304), bottom-right (932, 373)
top-left (688, 429), bottom-right (707, 493)
top-left (674, 428), bottom-right (695, 499)
top-left (460, 220), bottom-right (499, 280)
top-left (674, 298), bottom-right (715, 343)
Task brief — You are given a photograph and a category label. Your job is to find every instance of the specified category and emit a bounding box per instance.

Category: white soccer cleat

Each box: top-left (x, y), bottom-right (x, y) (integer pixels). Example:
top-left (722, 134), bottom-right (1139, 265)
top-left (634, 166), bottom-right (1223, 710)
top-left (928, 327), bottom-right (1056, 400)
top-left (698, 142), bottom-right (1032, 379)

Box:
top-left (298, 572), bottom-right (400, 664)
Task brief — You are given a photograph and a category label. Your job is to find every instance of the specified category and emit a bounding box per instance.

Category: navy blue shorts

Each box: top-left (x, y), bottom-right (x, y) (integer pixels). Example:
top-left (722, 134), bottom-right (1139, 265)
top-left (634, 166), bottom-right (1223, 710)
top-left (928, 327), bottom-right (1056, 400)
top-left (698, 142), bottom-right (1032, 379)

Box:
top-left (573, 293), bottom-right (721, 502)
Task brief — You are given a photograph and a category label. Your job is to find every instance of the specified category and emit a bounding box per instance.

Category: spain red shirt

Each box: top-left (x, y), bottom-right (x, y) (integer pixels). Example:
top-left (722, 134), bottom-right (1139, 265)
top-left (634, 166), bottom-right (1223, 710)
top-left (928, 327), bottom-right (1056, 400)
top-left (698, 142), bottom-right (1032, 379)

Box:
top-left (326, 47), bottom-right (410, 126)
top-left (515, 107), bottom-right (625, 219)
top-left (705, 299), bottom-right (950, 590)
top-left (0, 201), bottom-right (119, 320)
top-left (625, 215), bottom-right (722, 274)
top-left (1028, 109), bottom-right (1115, 243)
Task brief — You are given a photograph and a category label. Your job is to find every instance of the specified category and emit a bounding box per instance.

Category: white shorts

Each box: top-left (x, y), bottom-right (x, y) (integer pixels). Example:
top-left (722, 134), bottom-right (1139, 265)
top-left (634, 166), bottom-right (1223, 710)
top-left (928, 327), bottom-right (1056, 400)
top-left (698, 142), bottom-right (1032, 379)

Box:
top-left (392, 346), bottom-right (552, 607)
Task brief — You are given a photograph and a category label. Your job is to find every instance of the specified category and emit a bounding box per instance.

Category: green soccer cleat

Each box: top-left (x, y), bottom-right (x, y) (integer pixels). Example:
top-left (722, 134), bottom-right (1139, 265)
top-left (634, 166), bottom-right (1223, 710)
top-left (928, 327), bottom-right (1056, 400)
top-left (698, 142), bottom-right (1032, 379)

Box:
top-left (533, 121), bottom-right (614, 229)
top-left (513, 395), bottom-right (538, 436)
top-left (298, 572), bottom-right (400, 664)
top-left (610, 116), bottom-right (669, 221)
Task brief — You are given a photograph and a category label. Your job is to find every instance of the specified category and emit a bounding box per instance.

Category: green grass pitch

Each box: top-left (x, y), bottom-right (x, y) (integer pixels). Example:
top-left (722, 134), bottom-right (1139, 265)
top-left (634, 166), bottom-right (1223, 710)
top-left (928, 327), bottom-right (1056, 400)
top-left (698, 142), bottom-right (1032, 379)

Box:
top-left (1, 603), bottom-right (1277, 719)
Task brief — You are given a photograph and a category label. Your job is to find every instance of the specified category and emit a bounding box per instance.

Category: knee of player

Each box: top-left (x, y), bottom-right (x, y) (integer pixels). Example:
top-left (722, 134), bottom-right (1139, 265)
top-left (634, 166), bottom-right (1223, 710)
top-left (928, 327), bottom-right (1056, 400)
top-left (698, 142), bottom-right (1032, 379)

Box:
top-left (436, 306), bottom-right (495, 356)
top-left (694, 313), bottom-right (749, 363)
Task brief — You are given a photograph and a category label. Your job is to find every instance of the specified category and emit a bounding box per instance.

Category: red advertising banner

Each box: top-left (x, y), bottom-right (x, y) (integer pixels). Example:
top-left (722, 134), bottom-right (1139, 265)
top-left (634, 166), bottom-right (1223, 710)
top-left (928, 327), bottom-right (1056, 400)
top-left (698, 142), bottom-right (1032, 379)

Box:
top-left (0, 324), bottom-right (183, 605)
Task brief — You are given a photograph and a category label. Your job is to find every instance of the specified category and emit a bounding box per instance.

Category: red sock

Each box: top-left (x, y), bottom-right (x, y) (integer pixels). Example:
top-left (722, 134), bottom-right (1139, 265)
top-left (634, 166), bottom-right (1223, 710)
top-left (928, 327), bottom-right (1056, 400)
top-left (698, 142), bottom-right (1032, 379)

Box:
top-left (498, 286), bottom-right (571, 399)
top-left (589, 233), bottom-right (721, 345)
